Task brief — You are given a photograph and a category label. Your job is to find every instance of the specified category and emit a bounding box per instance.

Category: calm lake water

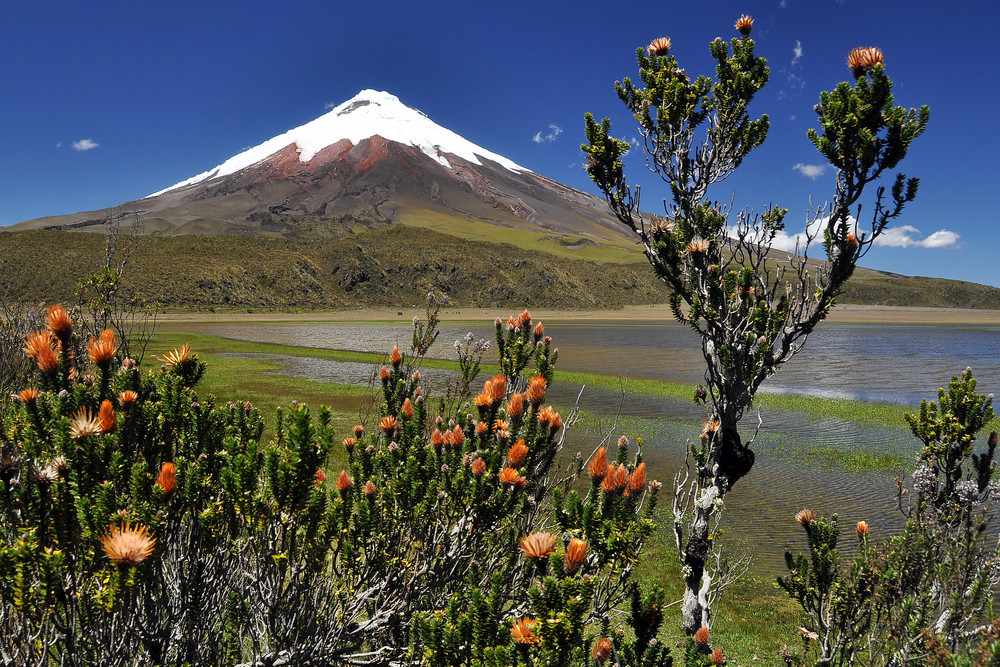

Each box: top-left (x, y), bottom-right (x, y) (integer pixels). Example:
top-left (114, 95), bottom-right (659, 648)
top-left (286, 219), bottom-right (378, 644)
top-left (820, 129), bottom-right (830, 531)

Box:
top-left (173, 319), bottom-right (1000, 574)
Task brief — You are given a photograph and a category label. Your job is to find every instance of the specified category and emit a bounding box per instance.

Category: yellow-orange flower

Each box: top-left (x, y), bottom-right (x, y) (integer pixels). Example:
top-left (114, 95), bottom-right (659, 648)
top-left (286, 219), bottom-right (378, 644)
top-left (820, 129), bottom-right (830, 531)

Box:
top-left (389, 344), bottom-right (402, 368)
top-left (475, 420), bottom-right (489, 436)
top-left (87, 330), bottom-right (118, 366)
top-left (401, 398), bottom-right (414, 419)
top-left (519, 532), bottom-right (556, 559)
top-left (488, 374), bottom-right (508, 404)
top-left (796, 509), bottom-right (817, 527)
top-left (511, 617), bottom-right (540, 645)
top-left (45, 304), bottom-right (73, 340)
top-left (159, 344), bottom-right (192, 369)
top-left (98, 400), bottom-right (116, 433)
top-left (533, 321), bottom-right (544, 339)
top-left (592, 637), bottom-right (613, 662)
top-left (588, 447), bottom-right (609, 481)
top-left (735, 14), bottom-right (754, 35)
top-left (647, 36), bottom-right (672, 56)
top-left (17, 388), bottom-right (40, 405)
top-left (156, 462), bottom-right (177, 493)
top-left (119, 390), bottom-right (139, 409)
top-left (526, 376), bottom-right (547, 405)
top-left (601, 463), bottom-right (628, 494)
top-left (470, 457), bottom-right (487, 477)
top-left (499, 466), bottom-right (526, 488)
top-left (448, 425), bottom-right (465, 447)
top-left (100, 522), bottom-right (156, 566)
top-left (687, 238), bottom-right (710, 255)
top-left (342, 436), bottom-right (357, 452)
top-left (337, 470), bottom-right (353, 492)
top-left (379, 415), bottom-right (398, 434)
top-left (24, 331), bottom-right (59, 374)
top-left (856, 520), bottom-right (870, 537)
top-left (69, 408), bottom-right (102, 440)
top-left (847, 46), bottom-right (884, 77)
top-left (507, 392), bottom-right (525, 418)
top-left (564, 538), bottom-right (588, 574)
top-left (627, 462), bottom-right (647, 495)
top-left (508, 438), bottom-right (529, 466)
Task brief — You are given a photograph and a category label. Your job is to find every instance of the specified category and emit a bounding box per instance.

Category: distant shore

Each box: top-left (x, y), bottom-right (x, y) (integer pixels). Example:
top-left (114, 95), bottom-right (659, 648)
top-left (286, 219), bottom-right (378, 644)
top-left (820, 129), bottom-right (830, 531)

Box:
top-left (155, 303), bottom-right (1000, 326)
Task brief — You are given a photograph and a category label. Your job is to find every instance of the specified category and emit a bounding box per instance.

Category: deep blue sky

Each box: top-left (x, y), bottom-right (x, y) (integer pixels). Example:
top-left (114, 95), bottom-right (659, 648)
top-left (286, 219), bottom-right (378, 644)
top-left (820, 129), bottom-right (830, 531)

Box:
top-left (3, 1), bottom-right (997, 284)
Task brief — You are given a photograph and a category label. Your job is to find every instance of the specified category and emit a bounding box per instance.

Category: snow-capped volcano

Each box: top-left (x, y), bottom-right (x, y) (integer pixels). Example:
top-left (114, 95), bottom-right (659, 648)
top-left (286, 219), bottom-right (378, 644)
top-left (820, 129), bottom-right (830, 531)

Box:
top-left (15, 89), bottom-right (625, 243)
top-left (151, 90), bottom-right (528, 197)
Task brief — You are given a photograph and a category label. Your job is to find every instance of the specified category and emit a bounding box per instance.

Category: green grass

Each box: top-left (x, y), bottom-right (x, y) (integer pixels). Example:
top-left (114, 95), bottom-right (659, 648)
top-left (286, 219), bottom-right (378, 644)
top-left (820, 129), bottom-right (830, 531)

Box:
top-left (397, 208), bottom-right (645, 264)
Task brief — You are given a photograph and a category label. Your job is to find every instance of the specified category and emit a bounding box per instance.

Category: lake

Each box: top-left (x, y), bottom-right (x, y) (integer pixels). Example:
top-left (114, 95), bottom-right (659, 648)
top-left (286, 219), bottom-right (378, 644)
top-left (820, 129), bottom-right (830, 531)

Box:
top-left (168, 318), bottom-right (1000, 574)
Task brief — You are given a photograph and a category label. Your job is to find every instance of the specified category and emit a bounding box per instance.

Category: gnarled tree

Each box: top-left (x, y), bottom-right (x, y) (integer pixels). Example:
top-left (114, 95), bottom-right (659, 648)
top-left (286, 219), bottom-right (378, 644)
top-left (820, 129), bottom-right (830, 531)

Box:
top-left (582, 17), bottom-right (928, 635)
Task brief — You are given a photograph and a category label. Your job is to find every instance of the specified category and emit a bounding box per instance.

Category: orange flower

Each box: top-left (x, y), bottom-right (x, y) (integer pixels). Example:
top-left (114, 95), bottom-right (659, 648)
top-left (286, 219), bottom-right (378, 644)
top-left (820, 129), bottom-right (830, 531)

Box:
top-left (846, 231), bottom-right (859, 248)
top-left (519, 532), bottom-right (556, 559)
top-left (470, 457), bottom-right (487, 477)
top-left (342, 436), bottom-right (357, 452)
top-left (701, 417), bottom-right (721, 440)
top-left (379, 415), bottom-right (398, 435)
top-left (735, 14), bottom-right (754, 35)
top-left (592, 637), bottom-right (613, 662)
top-left (508, 438), bottom-right (529, 466)
top-left (694, 625), bottom-right (710, 645)
top-left (474, 388), bottom-right (492, 409)
top-left (17, 388), bottom-right (40, 405)
top-left (537, 405), bottom-right (560, 429)
top-left (526, 376), bottom-right (547, 405)
top-left (101, 522), bottom-right (156, 566)
top-left (564, 538), bottom-right (588, 574)
top-left (588, 447), bottom-right (609, 481)
top-left (499, 466), bottom-right (526, 488)
top-left (431, 429), bottom-right (445, 450)
top-left (710, 647), bottom-right (727, 665)
top-left (389, 344), bottom-right (402, 368)
top-left (687, 238), bottom-right (710, 255)
top-left (507, 393), bottom-right (525, 418)
top-left (401, 398), bottom-right (414, 419)
top-left (511, 617), bottom-right (540, 645)
top-left (848, 46), bottom-right (884, 77)
top-left (314, 467), bottom-right (327, 485)
top-left (156, 462), bottom-right (177, 493)
top-left (45, 305), bottom-right (73, 340)
top-left (24, 330), bottom-right (55, 360)
top-left (488, 374), bottom-right (508, 404)
top-left (626, 462), bottom-right (647, 495)
top-left (449, 425), bottom-right (465, 447)
top-left (98, 400), bottom-right (116, 433)
top-left (647, 36), bottom-right (671, 56)
top-left (796, 509), bottom-right (817, 527)
top-left (532, 321), bottom-right (544, 340)
top-left (159, 344), bottom-right (192, 369)
top-left (119, 390), bottom-right (139, 409)
top-left (856, 520), bottom-right (870, 537)
top-left (475, 421), bottom-right (489, 436)
top-left (336, 470), bottom-right (353, 492)
top-left (353, 423), bottom-right (365, 438)
top-left (379, 366), bottom-right (391, 382)
top-left (601, 463), bottom-right (628, 494)
top-left (363, 480), bottom-right (377, 497)
top-left (69, 408), bottom-right (102, 439)
top-left (35, 345), bottom-right (58, 374)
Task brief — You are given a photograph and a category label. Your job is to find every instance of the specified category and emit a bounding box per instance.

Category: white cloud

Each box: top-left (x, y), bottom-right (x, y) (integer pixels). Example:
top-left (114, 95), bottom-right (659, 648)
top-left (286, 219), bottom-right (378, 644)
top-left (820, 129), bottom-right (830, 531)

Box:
top-left (72, 138), bottom-right (99, 152)
top-left (731, 216), bottom-right (959, 252)
top-left (55, 141), bottom-right (63, 149)
top-left (779, 0), bottom-right (787, 7)
top-left (792, 40), bottom-right (803, 66)
top-left (324, 101), bottom-right (337, 109)
top-left (875, 225), bottom-right (960, 249)
top-left (532, 124), bottom-right (563, 144)
top-left (793, 162), bottom-right (825, 179)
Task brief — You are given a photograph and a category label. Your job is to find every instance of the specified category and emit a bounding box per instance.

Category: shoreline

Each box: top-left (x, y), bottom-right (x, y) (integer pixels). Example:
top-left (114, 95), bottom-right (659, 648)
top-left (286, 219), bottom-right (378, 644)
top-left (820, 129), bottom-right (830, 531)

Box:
top-left (155, 303), bottom-right (1000, 326)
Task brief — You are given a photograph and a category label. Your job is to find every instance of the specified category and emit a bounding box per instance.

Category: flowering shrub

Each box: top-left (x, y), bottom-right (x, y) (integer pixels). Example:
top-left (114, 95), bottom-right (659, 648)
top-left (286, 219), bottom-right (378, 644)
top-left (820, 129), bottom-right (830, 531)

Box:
top-left (779, 369), bottom-right (1000, 665)
top-left (0, 306), bottom-right (682, 665)
top-left (583, 14), bottom-right (928, 635)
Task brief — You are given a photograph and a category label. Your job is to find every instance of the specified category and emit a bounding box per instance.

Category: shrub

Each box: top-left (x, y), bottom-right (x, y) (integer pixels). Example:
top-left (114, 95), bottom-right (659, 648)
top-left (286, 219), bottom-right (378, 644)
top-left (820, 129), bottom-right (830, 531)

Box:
top-left (582, 15), bottom-right (928, 635)
top-left (779, 369), bottom-right (1000, 665)
top-left (0, 306), bottom-right (677, 665)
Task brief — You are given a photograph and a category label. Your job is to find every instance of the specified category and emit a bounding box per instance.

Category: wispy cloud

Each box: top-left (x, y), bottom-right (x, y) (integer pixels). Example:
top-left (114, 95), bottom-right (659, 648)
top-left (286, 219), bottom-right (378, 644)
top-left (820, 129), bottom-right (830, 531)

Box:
top-left (793, 162), bottom-right (825, 179)
top-left (71, 138), bottom-right (99, 152)
top-left (324, 101), bottom-right (337, 110)
top-left (55, 141), bottom-right (63, 149)
top-left (778, 0), bottom-right (787, 7)
top-left (792, 40), bottom-right (803, 66)
top-left (532, 124), bottom-right (563, 144)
